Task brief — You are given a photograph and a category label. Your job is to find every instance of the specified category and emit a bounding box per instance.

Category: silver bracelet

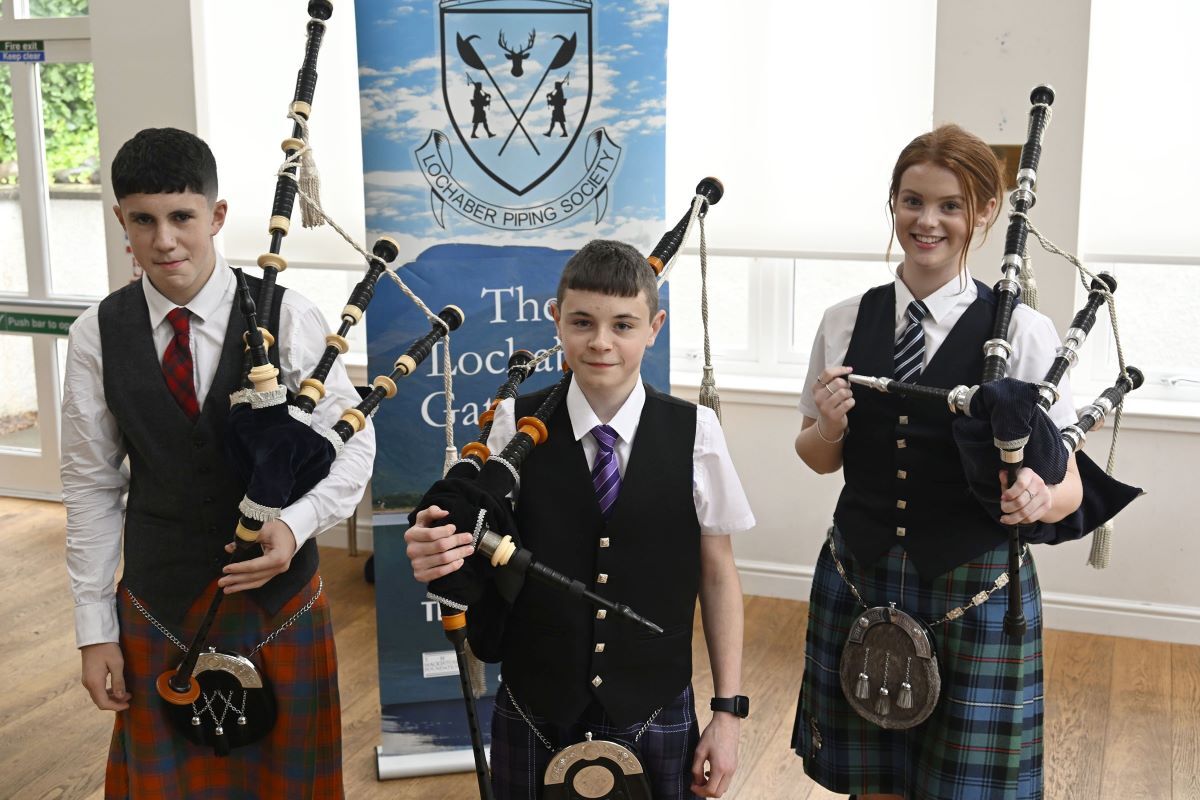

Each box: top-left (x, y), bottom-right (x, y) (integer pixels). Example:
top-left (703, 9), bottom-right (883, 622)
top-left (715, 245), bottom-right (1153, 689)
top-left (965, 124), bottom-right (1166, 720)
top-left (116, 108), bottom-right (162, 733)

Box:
top-left (815, 418), bottom-right (846, 444)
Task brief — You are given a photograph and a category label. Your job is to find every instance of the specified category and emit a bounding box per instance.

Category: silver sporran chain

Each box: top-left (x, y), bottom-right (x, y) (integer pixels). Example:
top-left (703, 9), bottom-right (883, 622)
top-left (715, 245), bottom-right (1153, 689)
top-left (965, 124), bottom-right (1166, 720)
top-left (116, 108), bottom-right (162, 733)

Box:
top-left (125, 576), bottom-right (323, 655)
top-left (504, 684), bottom-right (661, 752)
top-left (127, 579), bottom-right (322, 733)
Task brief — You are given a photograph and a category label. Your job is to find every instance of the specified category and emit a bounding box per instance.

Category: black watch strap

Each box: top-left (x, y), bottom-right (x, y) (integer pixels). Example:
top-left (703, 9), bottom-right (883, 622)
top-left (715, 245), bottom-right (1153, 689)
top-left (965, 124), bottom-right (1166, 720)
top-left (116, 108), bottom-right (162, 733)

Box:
top-left (710, 695), bottom-right (749, 718)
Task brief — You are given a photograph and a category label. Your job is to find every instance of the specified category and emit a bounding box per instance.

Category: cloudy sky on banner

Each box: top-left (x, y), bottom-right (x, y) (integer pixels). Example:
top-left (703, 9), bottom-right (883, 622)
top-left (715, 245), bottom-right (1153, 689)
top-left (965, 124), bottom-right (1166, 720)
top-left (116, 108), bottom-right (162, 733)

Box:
top-left (354, 0), bottom-right (668, 252)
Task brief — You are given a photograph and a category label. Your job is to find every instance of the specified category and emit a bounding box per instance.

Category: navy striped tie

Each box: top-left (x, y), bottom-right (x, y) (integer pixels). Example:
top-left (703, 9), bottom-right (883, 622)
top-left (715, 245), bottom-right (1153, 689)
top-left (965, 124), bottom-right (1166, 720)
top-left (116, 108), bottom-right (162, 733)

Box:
top-left (590, 424), bottom-right (621, 519)
top-left (894, 300), bottom-right (930, 383)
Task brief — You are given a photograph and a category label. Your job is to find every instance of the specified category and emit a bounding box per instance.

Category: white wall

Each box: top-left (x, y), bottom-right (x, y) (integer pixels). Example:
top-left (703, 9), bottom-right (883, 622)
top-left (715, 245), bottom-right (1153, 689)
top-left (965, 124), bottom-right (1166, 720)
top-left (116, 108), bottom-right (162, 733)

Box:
top-left (90, 1), bottom-right (201, 292)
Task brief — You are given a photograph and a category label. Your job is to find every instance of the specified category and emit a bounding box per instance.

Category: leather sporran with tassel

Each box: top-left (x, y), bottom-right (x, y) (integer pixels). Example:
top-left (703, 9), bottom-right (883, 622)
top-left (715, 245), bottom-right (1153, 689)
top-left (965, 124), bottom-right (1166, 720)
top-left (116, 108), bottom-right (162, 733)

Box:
top-left (839, 604), bottom-right (941, 730)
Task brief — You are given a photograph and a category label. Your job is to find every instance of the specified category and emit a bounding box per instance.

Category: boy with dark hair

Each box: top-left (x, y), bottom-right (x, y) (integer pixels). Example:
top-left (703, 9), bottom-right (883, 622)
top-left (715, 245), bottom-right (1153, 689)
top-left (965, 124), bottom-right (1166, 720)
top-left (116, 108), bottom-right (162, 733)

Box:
top-left (406, 239), bottom-right (754, 799)
top-left (62, 127), bottom-right (372, 798)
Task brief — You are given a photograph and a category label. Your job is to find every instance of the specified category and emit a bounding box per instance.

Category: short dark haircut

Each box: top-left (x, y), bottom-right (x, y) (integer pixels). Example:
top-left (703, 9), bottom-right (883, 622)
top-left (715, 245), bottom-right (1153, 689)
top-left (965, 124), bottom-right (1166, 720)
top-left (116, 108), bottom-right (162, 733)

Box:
top-left (111, 127), bottom-right (218, 202)
top-left (556, 239), bottom-right (659, 316)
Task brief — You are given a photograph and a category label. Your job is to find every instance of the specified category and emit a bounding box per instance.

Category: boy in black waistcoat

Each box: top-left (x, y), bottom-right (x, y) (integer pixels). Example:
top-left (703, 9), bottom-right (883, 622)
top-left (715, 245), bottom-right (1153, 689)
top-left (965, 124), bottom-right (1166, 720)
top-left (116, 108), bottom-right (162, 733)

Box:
top-left (406, 240), bottom-right (755, 799)
top-left (62, 128), bottom-right (371, 797)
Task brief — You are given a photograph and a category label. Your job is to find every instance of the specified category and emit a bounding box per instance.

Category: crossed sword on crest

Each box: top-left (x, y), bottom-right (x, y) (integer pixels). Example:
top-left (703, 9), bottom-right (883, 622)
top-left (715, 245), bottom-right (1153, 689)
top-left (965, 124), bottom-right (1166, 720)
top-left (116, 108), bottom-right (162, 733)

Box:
top-left (456, 32), bottom-right (577, 157)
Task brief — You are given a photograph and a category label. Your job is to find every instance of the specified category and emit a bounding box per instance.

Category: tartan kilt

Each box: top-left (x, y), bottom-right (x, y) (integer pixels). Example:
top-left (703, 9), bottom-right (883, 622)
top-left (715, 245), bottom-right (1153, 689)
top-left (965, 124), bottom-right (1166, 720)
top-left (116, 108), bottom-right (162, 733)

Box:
top-left (491, 681), bottom-right (700, 800)
top-left (792, 527), bottom-right (1044, 800)
top-left (107, 572), bottom-right (342, 799)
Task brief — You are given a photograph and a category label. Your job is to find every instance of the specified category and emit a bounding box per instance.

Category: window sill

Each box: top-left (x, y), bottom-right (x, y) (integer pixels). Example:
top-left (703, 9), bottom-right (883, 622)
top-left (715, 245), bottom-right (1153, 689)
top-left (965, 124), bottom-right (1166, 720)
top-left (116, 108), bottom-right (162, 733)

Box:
top-left (671, 371), bottom-right (1200, 433)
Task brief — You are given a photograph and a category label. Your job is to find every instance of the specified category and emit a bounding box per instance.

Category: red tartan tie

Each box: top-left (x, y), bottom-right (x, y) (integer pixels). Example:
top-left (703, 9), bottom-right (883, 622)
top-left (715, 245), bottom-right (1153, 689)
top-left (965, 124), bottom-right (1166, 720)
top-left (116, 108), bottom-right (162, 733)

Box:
top-left (162, 307), bottom-right (200, 421)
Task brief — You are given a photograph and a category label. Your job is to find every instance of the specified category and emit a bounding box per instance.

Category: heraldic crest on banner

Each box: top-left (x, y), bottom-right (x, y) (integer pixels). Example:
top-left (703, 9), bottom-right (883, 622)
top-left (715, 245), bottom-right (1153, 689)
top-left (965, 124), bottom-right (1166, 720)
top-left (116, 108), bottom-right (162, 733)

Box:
top-left (418, 0), bottom-right (622, 231)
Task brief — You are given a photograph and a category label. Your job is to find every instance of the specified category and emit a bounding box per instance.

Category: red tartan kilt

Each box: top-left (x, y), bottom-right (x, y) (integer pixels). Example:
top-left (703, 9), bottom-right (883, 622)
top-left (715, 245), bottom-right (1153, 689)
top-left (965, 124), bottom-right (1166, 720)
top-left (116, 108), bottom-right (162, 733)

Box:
top-left (107, 572), bottom-right (343, 799)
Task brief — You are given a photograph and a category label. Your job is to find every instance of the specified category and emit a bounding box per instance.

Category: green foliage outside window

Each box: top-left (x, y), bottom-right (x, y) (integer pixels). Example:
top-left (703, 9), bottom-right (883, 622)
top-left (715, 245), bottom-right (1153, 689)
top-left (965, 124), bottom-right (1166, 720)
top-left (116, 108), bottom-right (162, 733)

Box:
top-left (30, 0), bottom-right (89, 17)
top-left (0, 0), bottom-right (96, 185)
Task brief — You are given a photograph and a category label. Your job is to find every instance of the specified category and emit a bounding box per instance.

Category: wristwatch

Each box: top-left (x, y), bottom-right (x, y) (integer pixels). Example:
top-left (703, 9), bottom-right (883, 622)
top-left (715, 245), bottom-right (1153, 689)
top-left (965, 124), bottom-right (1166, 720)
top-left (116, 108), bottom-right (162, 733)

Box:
top-left (710, 695), bottom-right (750, 718)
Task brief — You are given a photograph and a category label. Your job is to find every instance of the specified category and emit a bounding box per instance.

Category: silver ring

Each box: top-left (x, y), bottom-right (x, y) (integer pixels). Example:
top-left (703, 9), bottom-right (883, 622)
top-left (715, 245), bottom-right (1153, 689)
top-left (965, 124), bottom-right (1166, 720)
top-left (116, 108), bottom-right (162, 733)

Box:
top-left (825, 382), bottom-right (837, 396)
top-left (1024, 488), bottom-right (1035, 504)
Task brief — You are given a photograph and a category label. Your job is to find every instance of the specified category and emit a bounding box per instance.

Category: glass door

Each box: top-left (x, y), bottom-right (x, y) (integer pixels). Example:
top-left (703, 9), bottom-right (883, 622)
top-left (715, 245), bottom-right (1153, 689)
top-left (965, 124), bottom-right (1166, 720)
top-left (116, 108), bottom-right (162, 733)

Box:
top-left (0, 0), bottom-right (104, 497)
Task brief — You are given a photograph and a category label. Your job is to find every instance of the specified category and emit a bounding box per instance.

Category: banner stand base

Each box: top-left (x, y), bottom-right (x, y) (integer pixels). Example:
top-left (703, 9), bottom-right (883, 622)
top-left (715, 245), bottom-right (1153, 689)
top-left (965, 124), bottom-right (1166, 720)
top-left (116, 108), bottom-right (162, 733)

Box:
top-left (375, 745), bottom-right (490, 781)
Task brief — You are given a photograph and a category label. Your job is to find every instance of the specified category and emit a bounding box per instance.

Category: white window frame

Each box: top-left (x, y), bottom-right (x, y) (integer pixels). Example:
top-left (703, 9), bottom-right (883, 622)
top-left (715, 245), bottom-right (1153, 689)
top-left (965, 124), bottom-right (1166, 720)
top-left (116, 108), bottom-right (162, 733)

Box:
top-left (669, 247), bottom-right (895, 394)
top-left (0, 0), bottom-right (96, 497)
top-left (1072, 253), bottom-right (1200, 408)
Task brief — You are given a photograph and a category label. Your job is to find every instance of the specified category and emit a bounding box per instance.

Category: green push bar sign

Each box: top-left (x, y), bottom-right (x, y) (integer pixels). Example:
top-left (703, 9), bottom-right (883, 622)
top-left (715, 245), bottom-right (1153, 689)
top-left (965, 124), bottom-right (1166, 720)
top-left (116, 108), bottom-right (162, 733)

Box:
top-left (0, 311), bottom-right (75, 335)
top-left (1, 40), bottom-right (46, 62)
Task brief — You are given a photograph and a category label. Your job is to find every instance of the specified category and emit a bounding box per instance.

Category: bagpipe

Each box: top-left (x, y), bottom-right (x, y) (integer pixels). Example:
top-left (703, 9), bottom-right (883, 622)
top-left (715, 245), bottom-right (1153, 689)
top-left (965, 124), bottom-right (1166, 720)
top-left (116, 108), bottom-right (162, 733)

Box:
top-left (846, 86), bottom-right (1144, 637)
top-left (154, 0), bottom-right (468, 755)
top-left (413, 179), bottom-right (725, 800)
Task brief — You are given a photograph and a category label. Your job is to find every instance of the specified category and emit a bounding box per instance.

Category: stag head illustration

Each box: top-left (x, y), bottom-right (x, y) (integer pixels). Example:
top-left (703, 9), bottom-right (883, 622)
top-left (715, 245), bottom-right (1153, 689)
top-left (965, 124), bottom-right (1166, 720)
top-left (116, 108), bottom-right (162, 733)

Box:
top-left (499, 29), bottom-right (536, 77)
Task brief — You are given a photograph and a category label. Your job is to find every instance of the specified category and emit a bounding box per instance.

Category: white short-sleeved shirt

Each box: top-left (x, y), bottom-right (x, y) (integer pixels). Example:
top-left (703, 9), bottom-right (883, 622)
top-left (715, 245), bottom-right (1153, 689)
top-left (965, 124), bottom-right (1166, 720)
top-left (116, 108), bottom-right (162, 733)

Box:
top-left (798, 269), bottom-right (1077, 429)
top-left (487, 379), bottom-right (756, 536)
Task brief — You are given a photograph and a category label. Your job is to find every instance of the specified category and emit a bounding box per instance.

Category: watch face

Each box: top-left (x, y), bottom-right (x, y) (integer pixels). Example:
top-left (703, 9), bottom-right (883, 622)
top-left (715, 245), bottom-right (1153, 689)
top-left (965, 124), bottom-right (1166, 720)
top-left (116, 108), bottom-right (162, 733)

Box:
top-left (712, 696), bottom-right (749, 718)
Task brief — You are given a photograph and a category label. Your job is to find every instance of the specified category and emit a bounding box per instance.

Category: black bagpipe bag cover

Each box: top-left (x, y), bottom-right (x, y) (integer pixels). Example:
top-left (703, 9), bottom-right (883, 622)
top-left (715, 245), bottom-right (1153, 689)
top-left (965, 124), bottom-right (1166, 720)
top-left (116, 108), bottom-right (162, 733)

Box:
top-left (411, 457), bottom-right (526, 662)
top-left (951, 377), bottom-right (1141, 545)
top-left (225, 401), bottom-right (337, 513)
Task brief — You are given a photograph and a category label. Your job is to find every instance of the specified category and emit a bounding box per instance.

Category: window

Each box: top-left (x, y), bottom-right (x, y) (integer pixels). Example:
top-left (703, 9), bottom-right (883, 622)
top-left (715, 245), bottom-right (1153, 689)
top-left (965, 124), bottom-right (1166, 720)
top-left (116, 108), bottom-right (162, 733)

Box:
top-left (666, 1), bottom-right (935, 385)
top-left (1078, 0), bottom-right (1200, 403)
top-left (0, 0), bottom-right (96, 495)
top-left (27, 0), bottom-right (87, 19)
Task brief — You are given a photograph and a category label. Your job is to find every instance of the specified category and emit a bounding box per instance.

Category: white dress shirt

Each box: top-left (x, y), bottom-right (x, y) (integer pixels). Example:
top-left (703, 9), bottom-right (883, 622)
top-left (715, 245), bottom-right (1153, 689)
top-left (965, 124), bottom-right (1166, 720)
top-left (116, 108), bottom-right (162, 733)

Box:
top-left (62, 255), bottom-right (375, 647)
top-left (487, 378), bottom-right (756, 535)
top-left (798, 268), bottom-right (1077, 429)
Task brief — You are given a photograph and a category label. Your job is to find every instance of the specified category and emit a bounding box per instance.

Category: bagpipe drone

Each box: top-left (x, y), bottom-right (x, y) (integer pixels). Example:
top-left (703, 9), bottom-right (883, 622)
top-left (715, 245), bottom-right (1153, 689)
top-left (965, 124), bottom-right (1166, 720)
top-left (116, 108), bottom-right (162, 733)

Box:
top-left (153, 0), bottom-right (466, 755)
top-left (413, 179), bottom-right (726, 800)
top-left (842, 84), bottom-right (1143, 684)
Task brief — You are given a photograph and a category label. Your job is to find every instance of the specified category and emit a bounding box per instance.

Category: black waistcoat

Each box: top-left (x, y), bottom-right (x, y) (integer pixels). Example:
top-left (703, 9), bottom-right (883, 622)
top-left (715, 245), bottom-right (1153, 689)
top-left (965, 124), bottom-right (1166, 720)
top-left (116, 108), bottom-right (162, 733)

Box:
top-left (502, 382), bottom-right (701, 727)
top-left (835, 280), bottom-right (1009, 579)
top-left (97, 274), bottom-right (319, 624)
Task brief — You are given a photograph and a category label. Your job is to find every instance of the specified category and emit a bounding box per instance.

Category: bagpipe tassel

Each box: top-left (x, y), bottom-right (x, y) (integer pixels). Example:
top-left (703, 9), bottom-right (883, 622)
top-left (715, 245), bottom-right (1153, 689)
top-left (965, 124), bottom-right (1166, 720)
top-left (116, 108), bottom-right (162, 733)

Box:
top-left (1088, 395), bottom-right (1127, 570)
top-left (464, 639), bottom-right (487, 699)
top-left (698, 365), bottom-right (723, 423)
top-left (299, 141), bottom-right (324, 229)
top-left (1020, 255), bottom-right (1039, 311)
top-left (1087, 520), bottom-right (1113, 569)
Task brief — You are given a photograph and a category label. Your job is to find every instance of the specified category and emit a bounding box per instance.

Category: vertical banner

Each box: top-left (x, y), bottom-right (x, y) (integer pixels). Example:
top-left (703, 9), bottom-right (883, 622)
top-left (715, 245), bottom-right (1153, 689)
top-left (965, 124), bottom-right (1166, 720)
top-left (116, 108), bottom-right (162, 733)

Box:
top-left (355, 0), bottom-right (669, 779)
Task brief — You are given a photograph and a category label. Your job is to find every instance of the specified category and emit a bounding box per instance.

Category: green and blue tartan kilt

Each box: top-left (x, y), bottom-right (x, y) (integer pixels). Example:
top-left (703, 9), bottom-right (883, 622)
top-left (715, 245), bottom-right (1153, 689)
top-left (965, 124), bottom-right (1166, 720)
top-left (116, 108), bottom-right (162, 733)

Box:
top-left (106, 573), bottom-right (342, 799)
top-left (792, 528), bottom-right (1044, 800)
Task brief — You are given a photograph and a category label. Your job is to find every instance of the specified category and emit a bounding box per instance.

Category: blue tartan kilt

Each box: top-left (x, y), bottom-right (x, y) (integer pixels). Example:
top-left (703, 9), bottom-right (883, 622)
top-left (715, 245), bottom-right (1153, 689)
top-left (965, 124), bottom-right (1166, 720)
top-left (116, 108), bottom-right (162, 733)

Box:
top-left (491, 682), bottom-right (700, 800)
top-left (792, 527), bottom-right (1045, 800)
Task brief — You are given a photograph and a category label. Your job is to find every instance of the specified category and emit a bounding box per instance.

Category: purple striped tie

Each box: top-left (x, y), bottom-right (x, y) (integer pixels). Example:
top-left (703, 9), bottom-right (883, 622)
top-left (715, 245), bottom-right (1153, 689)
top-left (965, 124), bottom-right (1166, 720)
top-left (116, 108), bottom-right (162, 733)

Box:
top-left (591, 424), bottom-right (621, 519)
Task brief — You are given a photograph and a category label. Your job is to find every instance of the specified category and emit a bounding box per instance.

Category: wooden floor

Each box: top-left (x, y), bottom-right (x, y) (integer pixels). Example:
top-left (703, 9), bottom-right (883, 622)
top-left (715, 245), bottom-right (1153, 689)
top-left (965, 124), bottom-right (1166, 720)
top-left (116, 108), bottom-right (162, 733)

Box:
top-left (2, 495), bottom-right (1198, 799)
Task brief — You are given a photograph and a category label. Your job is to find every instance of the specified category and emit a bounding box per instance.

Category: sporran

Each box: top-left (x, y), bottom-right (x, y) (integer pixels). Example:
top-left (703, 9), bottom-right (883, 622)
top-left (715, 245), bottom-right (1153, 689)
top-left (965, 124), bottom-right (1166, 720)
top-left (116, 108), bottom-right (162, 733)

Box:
top-left (543, 733), bottom-right (654, 800)
top-left (128, 579), bottom-right (321, 755)
top-left (826, 530), bottom-right (1023, 730)
top-left (164, 649), bottom-right (277, 755)
top-left (506, 685), bottom-right (656, 799)
top-left (838, 604), bottom-right (940, 729)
